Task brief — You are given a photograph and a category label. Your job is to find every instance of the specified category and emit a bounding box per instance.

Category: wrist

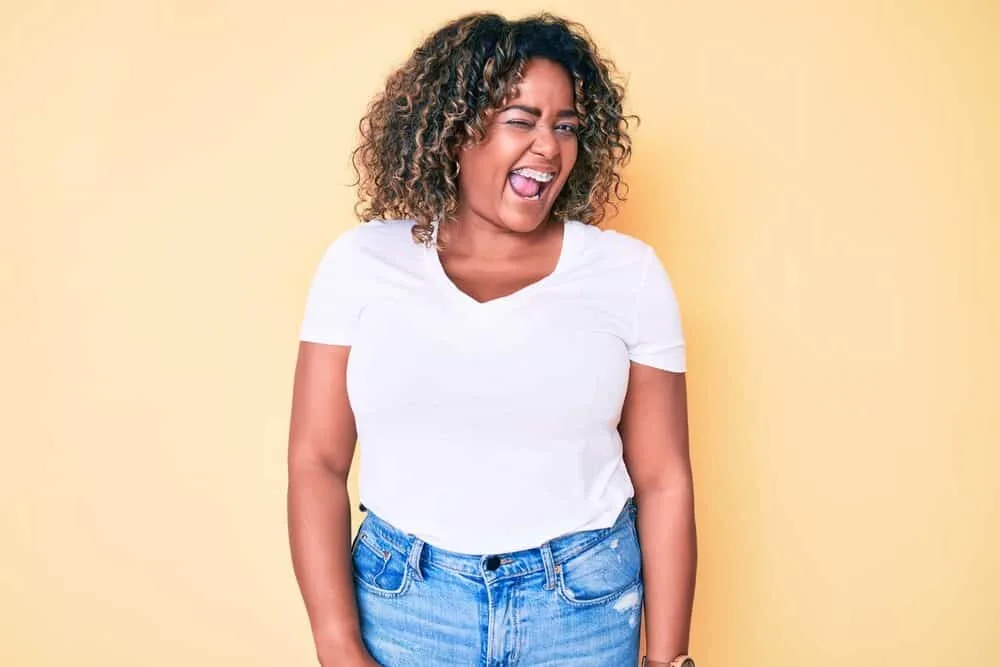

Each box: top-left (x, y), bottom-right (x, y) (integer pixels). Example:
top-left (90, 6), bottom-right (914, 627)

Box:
top-left (315, 633), bottom-right (367, 663)
top-left (642, 656), bottom-right (695, 667)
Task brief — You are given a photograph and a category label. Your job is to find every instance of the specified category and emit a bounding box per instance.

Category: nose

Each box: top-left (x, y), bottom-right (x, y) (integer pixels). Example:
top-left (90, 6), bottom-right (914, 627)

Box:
top-left (530, 126), bottom-right (559, 159)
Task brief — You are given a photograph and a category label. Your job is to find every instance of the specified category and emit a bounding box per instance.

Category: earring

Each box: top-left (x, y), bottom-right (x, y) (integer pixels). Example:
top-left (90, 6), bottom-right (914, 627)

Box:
top-left (454, 162), bottom-right (461, 177)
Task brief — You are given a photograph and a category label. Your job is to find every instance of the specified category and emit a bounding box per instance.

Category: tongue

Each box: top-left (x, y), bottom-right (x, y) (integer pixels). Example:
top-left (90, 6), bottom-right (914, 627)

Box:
top-left (509, 172), bottom-right (541, 198)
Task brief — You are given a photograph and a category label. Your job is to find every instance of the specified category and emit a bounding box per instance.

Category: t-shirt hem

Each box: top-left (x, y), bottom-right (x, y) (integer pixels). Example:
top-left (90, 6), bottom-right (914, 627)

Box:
top-left (628, 350), bottom-right (687, 373)
top-left (299, 330), bottom-right (353, 346)
top-left (361, 494), bottom-right (637, 555)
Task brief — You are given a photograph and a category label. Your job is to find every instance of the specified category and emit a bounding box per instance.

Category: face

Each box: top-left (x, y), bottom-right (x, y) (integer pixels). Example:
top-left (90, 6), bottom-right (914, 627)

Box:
top-left (455, 58), bottom-right (580, 234)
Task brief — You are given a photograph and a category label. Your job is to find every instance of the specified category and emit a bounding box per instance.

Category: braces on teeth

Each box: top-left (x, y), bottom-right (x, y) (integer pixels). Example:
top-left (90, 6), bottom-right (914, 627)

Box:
top-left (511, 167), bottom-right (554, 182)
top-left (511, 167), bottom-right (554, 199)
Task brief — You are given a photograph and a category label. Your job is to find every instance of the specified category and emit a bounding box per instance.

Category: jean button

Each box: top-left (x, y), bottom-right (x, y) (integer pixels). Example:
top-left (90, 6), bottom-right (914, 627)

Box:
top-left (485, 556), bottom-right (501, 571)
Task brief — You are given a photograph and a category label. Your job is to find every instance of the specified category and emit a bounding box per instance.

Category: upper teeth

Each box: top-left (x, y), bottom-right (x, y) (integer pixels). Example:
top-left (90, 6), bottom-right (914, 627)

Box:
top-left (512, 167), bottom-right (554, 182)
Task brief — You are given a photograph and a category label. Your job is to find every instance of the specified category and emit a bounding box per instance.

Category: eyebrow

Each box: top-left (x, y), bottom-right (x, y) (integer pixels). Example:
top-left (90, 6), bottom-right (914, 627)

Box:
top-left (502, 104), bottom-right (579, 119)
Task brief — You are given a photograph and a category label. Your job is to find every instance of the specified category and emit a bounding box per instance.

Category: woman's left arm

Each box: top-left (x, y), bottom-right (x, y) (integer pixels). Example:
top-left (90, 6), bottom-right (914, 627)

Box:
top-left (620, 363), bottom-right (697, 663)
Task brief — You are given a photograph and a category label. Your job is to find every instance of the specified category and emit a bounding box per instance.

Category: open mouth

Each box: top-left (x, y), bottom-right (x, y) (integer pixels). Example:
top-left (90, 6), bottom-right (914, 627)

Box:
top-left (508, 167), bottom-right (555, 201)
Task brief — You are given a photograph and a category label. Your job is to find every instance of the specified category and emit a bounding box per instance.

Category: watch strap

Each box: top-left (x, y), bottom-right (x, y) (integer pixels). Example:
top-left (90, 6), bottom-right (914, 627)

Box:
top-left (640, 656), bottom-right (695, 667)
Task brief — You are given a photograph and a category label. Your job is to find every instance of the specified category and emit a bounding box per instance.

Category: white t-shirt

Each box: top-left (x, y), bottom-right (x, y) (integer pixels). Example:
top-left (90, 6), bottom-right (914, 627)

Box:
top-left (299, 219), bottom-right (685, 554)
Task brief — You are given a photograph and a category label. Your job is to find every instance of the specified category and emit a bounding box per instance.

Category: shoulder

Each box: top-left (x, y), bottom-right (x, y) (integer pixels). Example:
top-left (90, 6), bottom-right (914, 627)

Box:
top-left (353, 218), bottom-right (420, 243)
top-left (568, 221), bottom-right (657, 276)
top-left (331, 219), bottom-right (419, 253)
top-left (306, 219), bottom-right (423, 297)
top-left (318, 219), bottom-right (422, 268)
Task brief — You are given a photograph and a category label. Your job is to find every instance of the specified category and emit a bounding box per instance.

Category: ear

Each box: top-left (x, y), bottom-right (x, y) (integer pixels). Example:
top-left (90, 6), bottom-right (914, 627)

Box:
top-left (456, 135), bottom-right (475, 151)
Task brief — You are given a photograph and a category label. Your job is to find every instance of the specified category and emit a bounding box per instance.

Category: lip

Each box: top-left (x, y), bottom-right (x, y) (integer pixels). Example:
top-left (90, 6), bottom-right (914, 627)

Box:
top-left (511, 163), bottom-right (558, 178)
top-left (507, 164), bottom-right (559, 202)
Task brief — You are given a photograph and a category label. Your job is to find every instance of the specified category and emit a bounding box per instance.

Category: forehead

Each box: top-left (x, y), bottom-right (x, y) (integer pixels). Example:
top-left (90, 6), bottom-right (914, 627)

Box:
top-left (509, 58), bottom-right (574, 104)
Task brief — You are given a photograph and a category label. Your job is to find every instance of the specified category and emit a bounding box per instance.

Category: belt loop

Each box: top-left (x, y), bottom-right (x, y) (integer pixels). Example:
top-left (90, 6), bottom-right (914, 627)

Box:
top-left (540, 542), bottom-right (556, 591)
top-left (407, 536), bottom-right (425, 581)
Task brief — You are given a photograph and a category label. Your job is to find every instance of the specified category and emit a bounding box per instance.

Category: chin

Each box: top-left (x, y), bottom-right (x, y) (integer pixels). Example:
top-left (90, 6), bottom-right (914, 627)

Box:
top-left (499, 210), bottom-right (552, 234)
top-left (498, 195), bottom-right (561, 231)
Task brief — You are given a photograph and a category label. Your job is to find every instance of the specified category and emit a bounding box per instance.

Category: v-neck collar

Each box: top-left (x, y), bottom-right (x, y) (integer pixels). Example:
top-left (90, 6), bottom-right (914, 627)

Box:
top-left (426, 220), bottom-right (579, 309)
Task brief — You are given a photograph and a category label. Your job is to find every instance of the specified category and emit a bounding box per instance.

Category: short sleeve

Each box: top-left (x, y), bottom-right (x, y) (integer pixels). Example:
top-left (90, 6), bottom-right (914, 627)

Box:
top-left (298, 228), bottom-right (362, 345)
top-left (628, 246), bottom-right (686, 372)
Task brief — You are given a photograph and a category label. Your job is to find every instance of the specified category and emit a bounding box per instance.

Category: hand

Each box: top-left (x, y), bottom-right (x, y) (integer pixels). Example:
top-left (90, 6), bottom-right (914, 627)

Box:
top-left (318, 639), bottom-right (380, 667)
top-left (327, 655), bottom-right (380, 667)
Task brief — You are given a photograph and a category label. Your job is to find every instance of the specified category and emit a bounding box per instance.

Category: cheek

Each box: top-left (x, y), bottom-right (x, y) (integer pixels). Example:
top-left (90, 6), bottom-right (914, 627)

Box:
top-left (555, 142), bottom-right (579, 190)
top-left (563, 139), bottom-right (580, 169)
top-left (481, 130), bottom-right (532, 167)
top-left (459, 142), bottom-right (514, 182)
top-left (457, 151), bottom-right (486, 188)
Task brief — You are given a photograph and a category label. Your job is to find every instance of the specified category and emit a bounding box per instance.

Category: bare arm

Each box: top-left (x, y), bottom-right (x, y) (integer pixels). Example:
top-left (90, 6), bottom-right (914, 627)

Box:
top-left (287, 342), bottom-right (374, 666)
top-left (620, 364), bottom-right (697, 663)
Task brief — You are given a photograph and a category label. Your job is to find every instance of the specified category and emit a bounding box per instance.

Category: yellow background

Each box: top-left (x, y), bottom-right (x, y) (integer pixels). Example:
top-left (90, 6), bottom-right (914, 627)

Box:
top-left (3, 1), bottom-right (998, 665)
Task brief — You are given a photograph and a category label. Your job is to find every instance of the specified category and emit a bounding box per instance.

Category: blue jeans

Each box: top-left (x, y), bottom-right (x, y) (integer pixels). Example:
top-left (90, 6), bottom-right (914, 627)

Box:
top-left (352, 500), bottom-right (643, 666)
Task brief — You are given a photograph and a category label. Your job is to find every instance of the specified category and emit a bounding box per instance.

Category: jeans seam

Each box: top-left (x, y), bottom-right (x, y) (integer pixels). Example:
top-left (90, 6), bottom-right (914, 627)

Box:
top-left (354, 532), bottom-right (412, 598)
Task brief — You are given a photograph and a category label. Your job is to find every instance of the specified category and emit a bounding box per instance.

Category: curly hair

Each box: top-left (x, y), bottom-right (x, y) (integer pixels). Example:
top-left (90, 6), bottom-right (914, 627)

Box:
top-left (351, 12), bottom-right (637, 245)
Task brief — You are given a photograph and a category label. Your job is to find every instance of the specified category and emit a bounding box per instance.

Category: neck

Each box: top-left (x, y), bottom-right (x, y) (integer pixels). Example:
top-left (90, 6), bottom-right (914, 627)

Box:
top-left (443, 211), bottom-right (559, 261)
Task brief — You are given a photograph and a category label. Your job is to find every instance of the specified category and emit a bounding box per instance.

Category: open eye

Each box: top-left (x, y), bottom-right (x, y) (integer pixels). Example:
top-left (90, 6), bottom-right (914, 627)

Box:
top-left (556, 123), bottom-right (580, 135)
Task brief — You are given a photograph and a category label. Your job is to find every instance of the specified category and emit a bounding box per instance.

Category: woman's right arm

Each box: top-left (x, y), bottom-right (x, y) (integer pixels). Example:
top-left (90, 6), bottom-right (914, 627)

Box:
top-left (287, 341), bottom-right (376, 666)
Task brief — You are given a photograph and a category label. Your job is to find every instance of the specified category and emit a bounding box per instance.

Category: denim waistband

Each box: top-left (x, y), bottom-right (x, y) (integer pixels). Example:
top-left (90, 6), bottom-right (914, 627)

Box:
top-left (356, 499), bottom-right (637, 584)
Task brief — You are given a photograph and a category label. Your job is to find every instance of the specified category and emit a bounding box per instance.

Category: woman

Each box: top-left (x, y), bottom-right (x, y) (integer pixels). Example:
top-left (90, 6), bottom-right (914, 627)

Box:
top-left (288, 12), bottom-right (696, 667)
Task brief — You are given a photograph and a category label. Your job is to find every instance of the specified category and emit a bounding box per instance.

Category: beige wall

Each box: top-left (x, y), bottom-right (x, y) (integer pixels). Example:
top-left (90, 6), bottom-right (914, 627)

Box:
top-left (2, 1), bottom-right (998, 665)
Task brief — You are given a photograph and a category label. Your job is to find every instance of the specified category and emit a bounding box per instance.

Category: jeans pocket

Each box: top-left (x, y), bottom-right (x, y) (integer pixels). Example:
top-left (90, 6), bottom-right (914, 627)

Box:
top-left (556, 521), bottom-right (642, 607)
top-left (352, 529), bottom-right (412, 598)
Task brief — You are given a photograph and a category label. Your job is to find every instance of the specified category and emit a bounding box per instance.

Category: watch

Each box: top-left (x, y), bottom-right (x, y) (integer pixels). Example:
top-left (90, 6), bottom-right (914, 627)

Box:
top-left (641, 657), bottom-right (696, 667)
